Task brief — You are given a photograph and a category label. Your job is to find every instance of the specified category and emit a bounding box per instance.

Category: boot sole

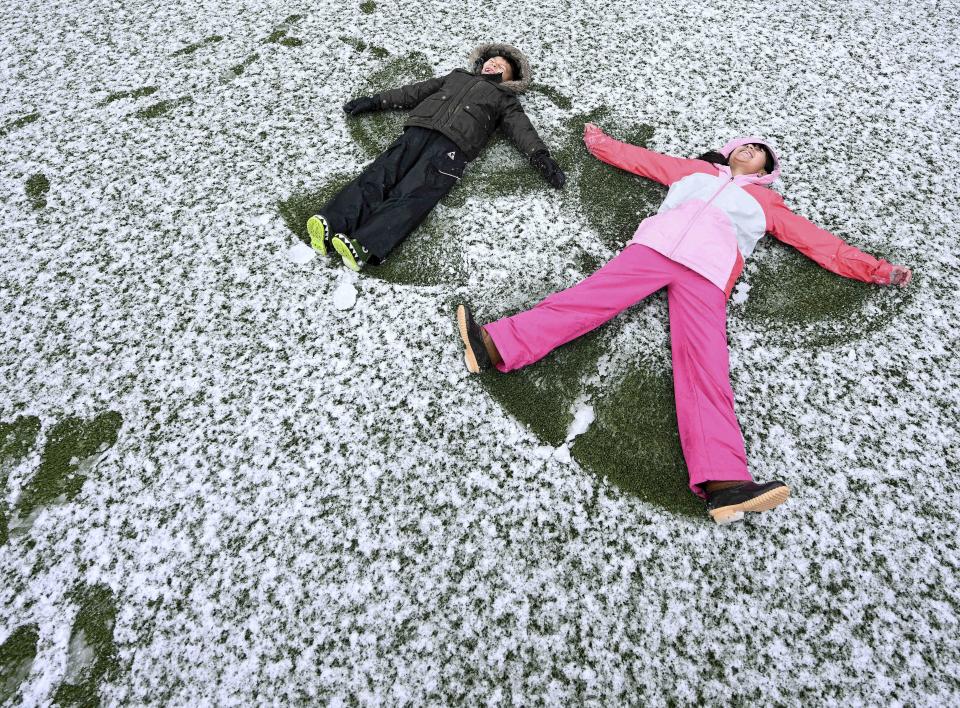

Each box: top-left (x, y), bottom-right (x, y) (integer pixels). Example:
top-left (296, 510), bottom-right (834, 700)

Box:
top-left (332, 237), bottom-right (362, 272)
top-left (306, 216), bottom-right (328, 256)
top-left (456, 305), bottom-right (480, 374)
top-left (709, 485), bottom-right (790, 525)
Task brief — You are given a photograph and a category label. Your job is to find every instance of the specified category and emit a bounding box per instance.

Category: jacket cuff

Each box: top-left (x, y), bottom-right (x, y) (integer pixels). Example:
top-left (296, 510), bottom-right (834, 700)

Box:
top-left (870, 260), bottom-right (894, 285)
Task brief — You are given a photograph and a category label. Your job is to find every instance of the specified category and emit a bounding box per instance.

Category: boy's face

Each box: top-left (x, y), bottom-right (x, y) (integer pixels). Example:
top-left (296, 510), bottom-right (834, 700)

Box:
top-left (481, 56), bottom-right (514, 81)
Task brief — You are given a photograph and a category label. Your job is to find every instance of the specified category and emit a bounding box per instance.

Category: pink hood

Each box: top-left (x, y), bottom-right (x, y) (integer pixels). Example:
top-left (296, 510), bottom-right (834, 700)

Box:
top-left (719, 136), bottom-right (781, 186)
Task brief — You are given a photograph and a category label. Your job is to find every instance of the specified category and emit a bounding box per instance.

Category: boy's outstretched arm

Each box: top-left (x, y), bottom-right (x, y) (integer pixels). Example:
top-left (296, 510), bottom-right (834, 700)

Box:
top-left (583, 123), bottom-right (703, 186)
top-left (500, 101), bottom-right (565, 188)
top-left (767, 194), bottom-right (912, 286)
top-left (343, 75), bottom-right (447, 115)
top-left (377, 75), bottom-right (447, 110)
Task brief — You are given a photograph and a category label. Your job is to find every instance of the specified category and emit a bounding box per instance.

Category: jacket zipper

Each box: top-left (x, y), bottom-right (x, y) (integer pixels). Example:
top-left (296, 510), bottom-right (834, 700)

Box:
top-left (668, 175), bottom-right (735, 257)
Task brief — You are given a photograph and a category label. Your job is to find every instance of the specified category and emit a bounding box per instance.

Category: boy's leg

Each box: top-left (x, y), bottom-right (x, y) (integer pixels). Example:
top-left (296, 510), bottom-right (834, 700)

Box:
top-left (484, 245), bottom-right (674, 372)
top-left (350, 133), bottom-right (465, 260)
top-left (666, 271), bottom-right (753, 498)
top-left (320, 128), bottom-right (433, 236)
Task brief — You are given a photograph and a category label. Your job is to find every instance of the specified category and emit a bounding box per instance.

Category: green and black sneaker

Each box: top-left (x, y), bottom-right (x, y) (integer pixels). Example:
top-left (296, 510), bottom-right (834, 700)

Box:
top-left (306, 215), bottom-right (332, 256)
top-left (331, 235), bottom-right (371, 272)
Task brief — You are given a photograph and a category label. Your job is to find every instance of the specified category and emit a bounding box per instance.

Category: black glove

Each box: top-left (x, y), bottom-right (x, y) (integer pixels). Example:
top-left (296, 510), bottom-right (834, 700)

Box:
top-left (530, 150), bottom-right (566, 189)
top-left (343, 95), bottom-right (380, 115)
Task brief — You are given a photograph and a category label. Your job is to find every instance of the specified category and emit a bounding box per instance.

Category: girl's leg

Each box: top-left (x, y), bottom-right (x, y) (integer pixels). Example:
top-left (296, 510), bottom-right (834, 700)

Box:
top-left (666, 271), bottom-right (753, 498)
top-left (484, 245), bottom-right (675, 372)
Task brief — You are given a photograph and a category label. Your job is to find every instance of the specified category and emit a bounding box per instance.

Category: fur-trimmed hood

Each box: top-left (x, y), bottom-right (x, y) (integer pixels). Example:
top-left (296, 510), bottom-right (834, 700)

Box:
top-left (467, 43), bottom-right (533, 94)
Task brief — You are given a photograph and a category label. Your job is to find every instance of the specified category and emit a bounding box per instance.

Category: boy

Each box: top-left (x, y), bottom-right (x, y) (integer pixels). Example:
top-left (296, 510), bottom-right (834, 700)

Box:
top-left (308, 42), bottom-right (566, 271)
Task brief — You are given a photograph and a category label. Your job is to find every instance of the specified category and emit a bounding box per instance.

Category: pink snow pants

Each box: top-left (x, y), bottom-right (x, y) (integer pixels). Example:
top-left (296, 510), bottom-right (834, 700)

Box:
top-left (484, 245), bottom-right (752, 497)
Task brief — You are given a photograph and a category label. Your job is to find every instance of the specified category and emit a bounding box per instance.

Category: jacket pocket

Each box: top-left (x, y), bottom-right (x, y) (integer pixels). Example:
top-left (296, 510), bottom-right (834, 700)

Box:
top-left (428, 150), bottom-right (467, 188)
top-left (454, 103), bottom-right (492, 149)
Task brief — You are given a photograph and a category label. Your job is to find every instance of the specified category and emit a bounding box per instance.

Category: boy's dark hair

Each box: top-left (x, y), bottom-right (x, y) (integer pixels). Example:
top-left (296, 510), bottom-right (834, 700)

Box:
top-left (697, 145), bottom-right (774, 173)
top-left (504, 56), bottom-right (521, 80)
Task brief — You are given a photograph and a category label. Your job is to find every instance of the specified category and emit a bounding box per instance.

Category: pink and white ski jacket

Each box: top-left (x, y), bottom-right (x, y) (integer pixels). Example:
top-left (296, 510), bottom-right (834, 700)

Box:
top-left (584, 130), bottom-right (894, 297)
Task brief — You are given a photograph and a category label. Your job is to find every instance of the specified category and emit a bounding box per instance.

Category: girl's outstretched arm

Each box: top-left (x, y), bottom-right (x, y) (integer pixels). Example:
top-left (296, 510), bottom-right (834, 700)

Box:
top-left (767, 194), bottom-right (912, 287)
top-left (583, 123), bottom-right (706, 185)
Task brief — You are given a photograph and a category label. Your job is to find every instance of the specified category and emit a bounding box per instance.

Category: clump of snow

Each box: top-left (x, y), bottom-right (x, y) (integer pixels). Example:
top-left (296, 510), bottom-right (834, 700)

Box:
top-left (565, 398), bottom-right (595, 443)
top-left (62, 629), bottom-right (95, 684)
top-left (332, 273), bottom-right (358, 310)
top-left (286, 242), bottom-right (316, 265)
top-left (731, 281), bottom-right (750, 305)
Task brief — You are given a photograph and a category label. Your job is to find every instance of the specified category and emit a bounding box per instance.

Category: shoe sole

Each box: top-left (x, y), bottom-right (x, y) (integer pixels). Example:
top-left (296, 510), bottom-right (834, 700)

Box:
top-left (332, 237), bottom-right (362, 272)
top-left (306, 216), bottom-right (328, 256)
top-left (709, 485), bottom-right (790, 525)
top-left (456, 305), bottom-right (480, 374)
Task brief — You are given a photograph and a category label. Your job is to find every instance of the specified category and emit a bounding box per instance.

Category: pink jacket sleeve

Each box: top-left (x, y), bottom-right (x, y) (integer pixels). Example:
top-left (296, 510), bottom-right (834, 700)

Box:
top-left (585, 131), bottom-right (708, 186)
top-left (766, 193), bottom-right (893, 284)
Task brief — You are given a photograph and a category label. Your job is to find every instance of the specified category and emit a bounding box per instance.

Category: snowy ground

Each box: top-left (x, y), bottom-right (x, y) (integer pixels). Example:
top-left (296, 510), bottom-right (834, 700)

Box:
top-left (2, 0), bottom-right (959, 704)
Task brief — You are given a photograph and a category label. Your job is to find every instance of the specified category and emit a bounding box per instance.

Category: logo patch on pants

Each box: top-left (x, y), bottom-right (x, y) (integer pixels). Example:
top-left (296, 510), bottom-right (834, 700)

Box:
top-left (447, 152), bottom-right (456, 160)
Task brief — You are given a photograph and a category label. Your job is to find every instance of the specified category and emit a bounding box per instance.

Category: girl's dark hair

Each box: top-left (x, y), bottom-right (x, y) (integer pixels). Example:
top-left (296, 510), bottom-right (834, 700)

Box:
top-left (696, 150), bottom-right (728, 166)
top-left (696, 145), bottom-right (774, 173)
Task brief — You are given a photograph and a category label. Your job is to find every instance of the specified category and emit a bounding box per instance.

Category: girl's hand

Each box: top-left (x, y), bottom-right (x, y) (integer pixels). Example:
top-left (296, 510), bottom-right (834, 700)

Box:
top-left (889, 265), bottom-right (912, 287)
top-left (583, 122), bottom-right (606, 149)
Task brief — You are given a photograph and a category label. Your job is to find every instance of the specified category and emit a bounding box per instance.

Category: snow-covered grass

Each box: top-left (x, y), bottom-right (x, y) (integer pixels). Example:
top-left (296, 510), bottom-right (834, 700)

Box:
top-left (2, 0), bottom-right (958, 704)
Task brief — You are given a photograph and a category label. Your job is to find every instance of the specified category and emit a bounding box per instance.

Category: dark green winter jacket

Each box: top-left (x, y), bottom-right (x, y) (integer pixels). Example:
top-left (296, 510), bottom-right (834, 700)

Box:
top-left (373, 43), bottom-right (548, 161)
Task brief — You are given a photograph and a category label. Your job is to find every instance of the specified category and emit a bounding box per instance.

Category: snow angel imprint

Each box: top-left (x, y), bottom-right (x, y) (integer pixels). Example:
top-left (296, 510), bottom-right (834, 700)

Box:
top-left (456, 124), bottom-right (912, 525)
top-left (306, 43), bottom-right (566, 271)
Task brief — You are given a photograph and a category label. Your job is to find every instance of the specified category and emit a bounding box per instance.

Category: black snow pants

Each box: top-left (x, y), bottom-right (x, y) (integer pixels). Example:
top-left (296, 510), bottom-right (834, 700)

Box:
top-left (319, 127), bottom-right (467, 261)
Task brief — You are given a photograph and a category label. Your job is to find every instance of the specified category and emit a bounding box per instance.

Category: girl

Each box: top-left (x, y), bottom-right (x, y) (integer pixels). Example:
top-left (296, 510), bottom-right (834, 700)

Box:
top-left (456, 123), bottom-right (912, 525)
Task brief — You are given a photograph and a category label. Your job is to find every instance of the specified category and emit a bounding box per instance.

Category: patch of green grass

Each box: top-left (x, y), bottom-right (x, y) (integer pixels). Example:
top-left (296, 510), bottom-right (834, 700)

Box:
top-left (134, 96), bottom-right (192, 119)
top-left (530, 84), bottom-right (572, 110)
top-left (348, 52), bottom-right (434, 157)
top-left (230, 53), bottom-right (260, 76)
top-left (1, 415), bottom-right (41, 471)
top-left (340, 36), bottom-right (388, 58)
top-left (0, 624), bottom-right (38, 703)
top-left (560, 107), bottom-right (663, 250)
top-left (52, 584), bottom-right (119, 707)
top-left (277, 174), bottom-right (356, 247)
top-left (283, 14), bottom-right (305, 24)
top-left (1, 415), bottom-right (40, 546)
top-left (341, 36), bottom-right (367, 53)
top-left (572, 366), bottom-right (701, 516)
top-left (479, 327), bottom-right (609, 447)
top-left (25, 173), bottom-right (49, 210)
top-left (360, 1), bottom-right (376, 13)
top-left (171, 34), bottom-right (223, 57)
top-left (745, 240), bottom-right (911, 346)
top-left (98, 86), bottom-right (158, 106)
top-left (0, 112), bottom-right (39, 138)
top-left (264, 29), bottom-right (287, 43)
top-left (279, 37), bottom-right (303, 48)
top-left (14, 411), bottom-right (122, 521)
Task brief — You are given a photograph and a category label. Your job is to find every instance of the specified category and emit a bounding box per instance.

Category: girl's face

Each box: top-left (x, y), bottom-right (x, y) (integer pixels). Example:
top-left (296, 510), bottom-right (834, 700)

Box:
top-left (729, 144), bottom-right (769, 176)
top-left (481, 56), bottom-right (514, 81)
